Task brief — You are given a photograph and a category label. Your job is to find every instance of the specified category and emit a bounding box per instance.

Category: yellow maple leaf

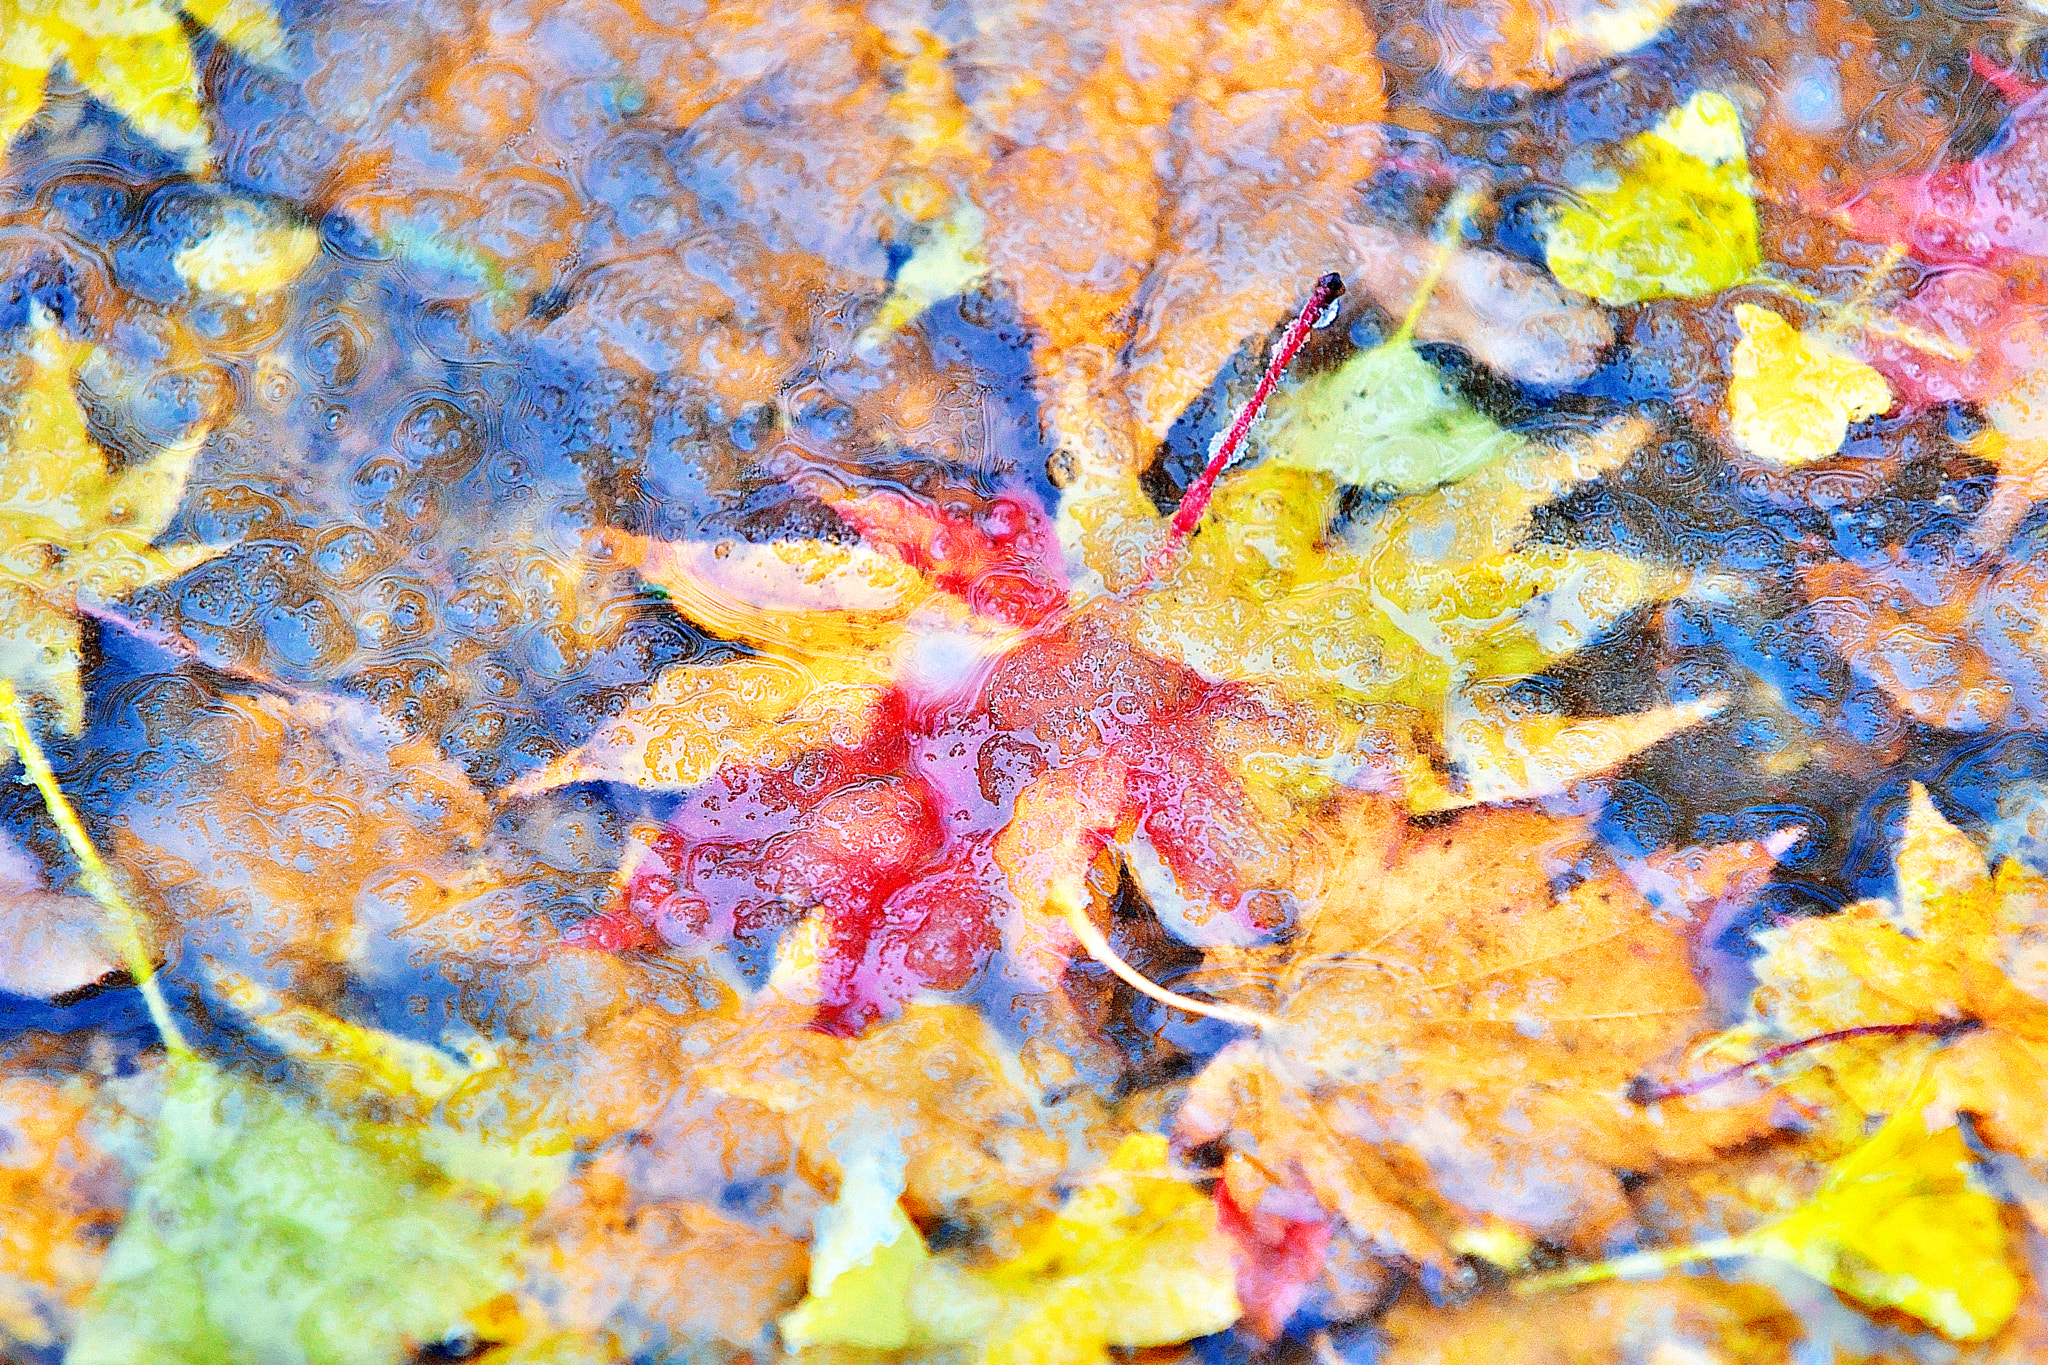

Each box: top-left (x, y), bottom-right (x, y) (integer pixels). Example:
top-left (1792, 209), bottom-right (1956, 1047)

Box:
top-left (1727, 303), bottom-right (1893, 465)
top-left (0, 0), bottom-right (287, 165)
top-left (1525, 1105), bottom-right (2020, 1342)
top-left (1176, 795), bottom-right (1788, 1264)
top-left (0, 305), bottom-right (222, 754)
top-left (1695, 783), bottom-right (2048, 1161)
top-left (1067, 414), bottom-right (1720, 808)
top-left (778, 1132), bottom-right (1240, 1364)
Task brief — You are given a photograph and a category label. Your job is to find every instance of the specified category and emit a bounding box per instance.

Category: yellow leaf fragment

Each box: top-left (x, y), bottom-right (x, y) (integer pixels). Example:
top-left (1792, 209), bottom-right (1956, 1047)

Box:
top-left (0, 306), bottom-right (221, 749)
top-left (1727, 303), bottom-right (1892, 464)
top-left (0, 0), bottom-right (288, 164)
top-left (777, 1133), bottom-right (1240, 1364)
top-left (174, 207), bottom-right (321, 294)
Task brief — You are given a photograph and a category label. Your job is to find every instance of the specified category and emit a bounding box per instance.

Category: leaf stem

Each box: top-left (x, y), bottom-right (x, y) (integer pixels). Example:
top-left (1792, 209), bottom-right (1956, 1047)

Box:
top-left (0, 679), bottom-right (186, 1051)
top-left (1061, 897), bottom-right (1280, 1031)
top-left (1629, 1019), bottom-right (1975, 1104)
top-left (1517, 1236), bottom-right (1747, 1294)
top-left (1138, 272), bottom-right (1345, 586)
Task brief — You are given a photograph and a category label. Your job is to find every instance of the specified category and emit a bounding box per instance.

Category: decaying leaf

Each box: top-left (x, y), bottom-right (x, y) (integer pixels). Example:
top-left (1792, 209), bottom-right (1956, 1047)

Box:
top-left (1176, 795), bottom-right (1786, 1264)
top-left (689, 1002), bottom-right (1089, 1250)
top-left (70, 1051), bottom-right (522, 1365)
top-left (0, 828), bottom-right (120, 1000)
top-left (1432, 0), bottom-right (1706, 92)
top-left (1726, 303), bottom-right (1892, 465)
top-left (1544, 91), bottom-right (1761, 305)
top-left (0, 1054), bottom-right (124, 1353)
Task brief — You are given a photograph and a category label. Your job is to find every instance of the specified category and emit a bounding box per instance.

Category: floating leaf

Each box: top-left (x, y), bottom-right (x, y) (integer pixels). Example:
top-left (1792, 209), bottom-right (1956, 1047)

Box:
top-left (1544, 91), bottom-right (1760, 305)
top-left (1179, 796), bottom-right (1788, 1263)
top-left (1727, 303), bottom-right (1892, 464)
top-left (1698, 783), bottom-right (2048, 1160)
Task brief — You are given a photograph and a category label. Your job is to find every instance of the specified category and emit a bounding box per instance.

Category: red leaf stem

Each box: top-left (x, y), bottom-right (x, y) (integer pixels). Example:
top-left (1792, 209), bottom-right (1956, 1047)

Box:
top-left (1629, 1018), bottom-right (1980, 1104)
top-left (1139, 272), bottom-right (1344, 586)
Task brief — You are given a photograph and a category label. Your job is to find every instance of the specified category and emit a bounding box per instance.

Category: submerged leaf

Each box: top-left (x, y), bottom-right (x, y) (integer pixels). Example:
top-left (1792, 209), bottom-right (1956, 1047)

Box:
top-left (1262, 337), bottom-right (1526, 493)
top-left (776, 1133), bottom-right (1239, 1363)
top-left (1544, 91), bottom-right (1761, 304)
top-left (1726, 303), bottom-right (1892, 465)
top-left (1527, 1108), bottom-right (2020, 1343)
top-left (70, 1055), bottom-right (520, 1365)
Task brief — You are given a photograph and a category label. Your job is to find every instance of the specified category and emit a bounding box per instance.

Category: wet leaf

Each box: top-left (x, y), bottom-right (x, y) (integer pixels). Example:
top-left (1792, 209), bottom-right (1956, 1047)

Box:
top-left (0, 1056), bottom-right (124, 1352)
top-left (0, 0), bottom-right (288, 164)
top-left (1262, 336), bottom-right (1528, 492)
top-left (1544, 91), bottom-right (1762, 305)
top-left (779, 1133), bottom-right (1240, 1363)
top-left (70, 1053), bottom-right (521, 1365)
top-left (1177, 795), bottom-right (1787, 1262)
top-left (0, 306), bottom-right (221, 753)
top-left (0, 829), bottom-right (121, 1000)
top-left (1070, 414), bottom-right (1718, 806)
top-left (1726, 303), bottom-right (1892, 465)
top-left (1378, 1277), bottom-right (1801, 1364)
top-left (1527, 1107), bottom-right (2020, 1343)
top-left (1434, 0), bottom-right (1706, 91)
top-left (1699, 783), bottom-right (2048, 1161)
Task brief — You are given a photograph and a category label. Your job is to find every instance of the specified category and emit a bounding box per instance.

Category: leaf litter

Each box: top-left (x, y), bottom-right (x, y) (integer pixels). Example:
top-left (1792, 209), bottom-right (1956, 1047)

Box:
top-left (3, 0), bottom-right (2048, 1361)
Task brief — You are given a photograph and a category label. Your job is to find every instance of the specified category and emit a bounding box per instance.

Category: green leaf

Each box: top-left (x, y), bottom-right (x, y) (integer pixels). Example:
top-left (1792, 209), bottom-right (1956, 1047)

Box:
top-left (1543, 90), bottom-right (1759, 305)
top-left (69, 1056), bottom-right (520, 1365)
top-left (1262, 338), bottom-right (1527, 493)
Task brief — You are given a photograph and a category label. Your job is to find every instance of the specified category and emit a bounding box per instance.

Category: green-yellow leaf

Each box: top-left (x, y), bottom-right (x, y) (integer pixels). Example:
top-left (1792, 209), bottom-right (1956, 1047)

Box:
top-left (1523, 1108), bottom-right (2020, 1342)
top-left (69, 1054), bottom-right (521, 1365)
top-left (1543, 90), bottom-right (1760, 305)
top-left (859, 201), bottom-right (990, 349)
top-left (208, 965), bottom-right (571, 1203)
top-left (1726, 302), bottom-right (1892, 464)
top-left (1263, 337), bottom-right (1526, 493)
top-left (777, 1135), bottom-right (928, 1351)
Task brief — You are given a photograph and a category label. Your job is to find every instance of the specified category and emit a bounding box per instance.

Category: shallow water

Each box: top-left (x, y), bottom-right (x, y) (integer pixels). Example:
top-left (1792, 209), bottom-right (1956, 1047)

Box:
top-left (4, 0), bottom-right (2048, 1360)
